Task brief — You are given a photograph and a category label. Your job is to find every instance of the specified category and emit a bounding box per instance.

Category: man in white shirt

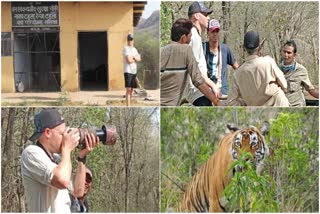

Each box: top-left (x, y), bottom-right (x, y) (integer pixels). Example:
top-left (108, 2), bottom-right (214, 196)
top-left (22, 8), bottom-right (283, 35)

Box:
top-left (21, 108), bottom-right (99, 212)
top-left (123, 34), bottom-right (141, 106)
top-left (184, 1), bottom-right (220, 106)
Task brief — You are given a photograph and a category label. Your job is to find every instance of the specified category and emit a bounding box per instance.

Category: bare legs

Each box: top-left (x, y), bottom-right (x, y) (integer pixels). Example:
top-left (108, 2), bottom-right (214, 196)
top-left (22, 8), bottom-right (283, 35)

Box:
top-left (126, 87), bottom-right (133, 106)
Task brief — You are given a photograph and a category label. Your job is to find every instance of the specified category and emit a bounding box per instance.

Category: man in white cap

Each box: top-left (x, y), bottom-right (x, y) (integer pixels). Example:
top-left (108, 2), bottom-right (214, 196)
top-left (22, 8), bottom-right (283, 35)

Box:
top-left (203, 19), bottom-right (239, 97)
top-left (21, 108), bottom-right (99, 212)
top-left (227, 31), bottom-right (289, 106)
top-left (184, 1), bottom-right (220, 106)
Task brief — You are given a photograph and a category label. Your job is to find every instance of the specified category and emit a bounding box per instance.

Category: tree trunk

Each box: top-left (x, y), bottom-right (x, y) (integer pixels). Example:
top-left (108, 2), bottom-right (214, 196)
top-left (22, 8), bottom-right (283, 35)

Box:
top-left (2, 108), bottom-right (16, 182)
top-left (222, 1), bottom-right (231, 44)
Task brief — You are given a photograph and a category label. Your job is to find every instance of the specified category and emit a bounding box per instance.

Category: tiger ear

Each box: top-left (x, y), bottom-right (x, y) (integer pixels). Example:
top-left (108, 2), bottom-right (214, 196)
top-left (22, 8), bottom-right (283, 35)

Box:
top-left (260, 121), bottom-right (270, 136)
top-left (227, 124), bottom-right (239, 132)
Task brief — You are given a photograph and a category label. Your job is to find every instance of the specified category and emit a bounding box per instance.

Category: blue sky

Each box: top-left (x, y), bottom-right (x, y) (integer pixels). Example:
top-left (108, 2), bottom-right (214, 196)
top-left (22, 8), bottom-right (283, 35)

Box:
top-left (141, 1), bottom-right (160, 19)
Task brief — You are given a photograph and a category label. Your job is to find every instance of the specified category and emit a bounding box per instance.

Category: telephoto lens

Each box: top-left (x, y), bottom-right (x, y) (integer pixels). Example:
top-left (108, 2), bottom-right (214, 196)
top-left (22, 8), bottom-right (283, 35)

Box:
top-left (77, 125), bottom-right (117, 149)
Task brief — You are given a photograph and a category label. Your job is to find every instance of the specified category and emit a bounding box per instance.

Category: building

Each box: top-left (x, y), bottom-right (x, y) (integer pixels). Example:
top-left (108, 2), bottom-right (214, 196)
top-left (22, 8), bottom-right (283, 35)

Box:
top-left (1, 1), bottom-right (146, 92)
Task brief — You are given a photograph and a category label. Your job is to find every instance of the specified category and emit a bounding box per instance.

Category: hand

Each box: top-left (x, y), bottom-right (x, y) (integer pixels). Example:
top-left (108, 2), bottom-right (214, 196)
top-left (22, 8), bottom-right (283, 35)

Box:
top-left (210, 83), bottom-right (221, 98)
top-left (205, 77), bottom-right (221, 98)
top-left (78, 133), bottom-right (100, 158)
top-left (62, 128), bottom-right (80, 153)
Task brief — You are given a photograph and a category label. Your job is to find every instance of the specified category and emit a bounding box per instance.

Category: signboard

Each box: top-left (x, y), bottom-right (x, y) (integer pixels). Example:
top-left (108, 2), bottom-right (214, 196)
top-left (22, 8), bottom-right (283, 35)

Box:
top-left (12, 2), bottom-right (59, 27)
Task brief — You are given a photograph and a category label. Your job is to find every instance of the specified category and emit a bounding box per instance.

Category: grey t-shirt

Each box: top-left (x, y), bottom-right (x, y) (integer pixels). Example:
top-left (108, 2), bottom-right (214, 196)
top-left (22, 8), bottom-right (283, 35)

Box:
top-left (21, 145), bottom-right (71, 212)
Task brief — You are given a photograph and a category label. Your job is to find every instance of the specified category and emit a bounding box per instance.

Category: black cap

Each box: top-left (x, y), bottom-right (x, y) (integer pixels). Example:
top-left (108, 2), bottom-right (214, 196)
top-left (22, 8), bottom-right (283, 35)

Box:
top-left (244, 31), bottom-right (260, 49)
top-left (29, 108), bottom-right (65, 142)
top-left (127, 34), bottom-right (134, 41)
top-left (188, 1), bottom-right (213, 16)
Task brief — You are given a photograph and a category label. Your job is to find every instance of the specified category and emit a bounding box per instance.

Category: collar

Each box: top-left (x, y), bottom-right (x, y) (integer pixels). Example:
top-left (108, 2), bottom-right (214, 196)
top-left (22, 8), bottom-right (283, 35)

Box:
top-left (280, 61), bottom-right (296, 73)
top-left (245, 55), bottom-right (260, 61)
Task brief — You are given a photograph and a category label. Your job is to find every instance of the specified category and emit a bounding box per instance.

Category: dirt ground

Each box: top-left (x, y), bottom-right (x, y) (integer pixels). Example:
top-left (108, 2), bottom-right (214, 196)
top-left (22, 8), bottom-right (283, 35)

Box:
top-left (1, 89), bottom-right (160, 107)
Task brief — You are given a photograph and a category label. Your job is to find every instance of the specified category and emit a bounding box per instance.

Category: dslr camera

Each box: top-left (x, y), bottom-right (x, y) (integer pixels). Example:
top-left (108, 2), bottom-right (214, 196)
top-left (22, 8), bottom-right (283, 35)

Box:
top-left (71, 125), bottom-right (117, 149)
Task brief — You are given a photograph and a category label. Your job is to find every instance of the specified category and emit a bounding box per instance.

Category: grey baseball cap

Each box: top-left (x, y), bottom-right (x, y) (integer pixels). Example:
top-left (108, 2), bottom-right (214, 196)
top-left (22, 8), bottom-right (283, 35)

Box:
top-left (188, 1), bottom-right (213, 16)
top-left (29, 108), bottom-right (65, 142)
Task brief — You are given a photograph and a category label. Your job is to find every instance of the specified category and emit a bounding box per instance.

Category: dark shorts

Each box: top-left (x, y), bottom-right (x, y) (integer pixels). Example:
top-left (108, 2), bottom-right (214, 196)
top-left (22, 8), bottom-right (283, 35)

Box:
top-left (124, 73), bottom-right (137, 88)
top-left (193, 96), bottom-right (212, 106)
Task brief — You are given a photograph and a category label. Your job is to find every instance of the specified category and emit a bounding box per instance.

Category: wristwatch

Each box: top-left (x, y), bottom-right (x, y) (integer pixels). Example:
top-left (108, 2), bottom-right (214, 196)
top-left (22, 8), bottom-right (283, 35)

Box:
top-left (77, 156), bottom-right (86, 164)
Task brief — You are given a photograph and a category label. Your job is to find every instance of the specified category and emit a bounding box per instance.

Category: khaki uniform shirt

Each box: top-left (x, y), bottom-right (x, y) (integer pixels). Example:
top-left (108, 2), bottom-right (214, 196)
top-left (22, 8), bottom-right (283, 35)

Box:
top-left (228, 55), bottom-right (289, 106)
top-left (283, 62), bottom-right (315, 106)
top-left (161, 42), bottom-right (205, 106)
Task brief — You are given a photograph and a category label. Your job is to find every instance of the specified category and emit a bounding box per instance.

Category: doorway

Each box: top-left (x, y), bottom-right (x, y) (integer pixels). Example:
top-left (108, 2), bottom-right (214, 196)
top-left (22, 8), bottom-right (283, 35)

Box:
top-left (78, 32), bottom-right (108, 90)
top-left (13, 32), bottom-right (61, 92)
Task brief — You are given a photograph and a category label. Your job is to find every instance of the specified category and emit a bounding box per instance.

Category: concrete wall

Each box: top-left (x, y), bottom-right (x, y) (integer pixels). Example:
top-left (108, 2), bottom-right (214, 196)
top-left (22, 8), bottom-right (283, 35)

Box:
top-left (60, 2), bottom-right (133, 91)
top-left (1, 2), bottom-right (15, 92)
top-left (1, 2), bottom-right (133, 92)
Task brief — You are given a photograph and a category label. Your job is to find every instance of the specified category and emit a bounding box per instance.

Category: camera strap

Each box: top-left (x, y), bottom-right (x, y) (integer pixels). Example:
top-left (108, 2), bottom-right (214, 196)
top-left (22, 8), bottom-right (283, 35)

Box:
top-left (36, 141), bottom-right (55, 163)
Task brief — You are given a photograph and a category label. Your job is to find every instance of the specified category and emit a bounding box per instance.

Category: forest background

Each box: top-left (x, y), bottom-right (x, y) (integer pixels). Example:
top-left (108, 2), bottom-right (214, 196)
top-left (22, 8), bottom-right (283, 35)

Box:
top-left (161, 1), bottom-right (319, 86)
top-left (161, 107), bottom-right (319, 212)
top-left (1, 107), bottom-right (160, 212)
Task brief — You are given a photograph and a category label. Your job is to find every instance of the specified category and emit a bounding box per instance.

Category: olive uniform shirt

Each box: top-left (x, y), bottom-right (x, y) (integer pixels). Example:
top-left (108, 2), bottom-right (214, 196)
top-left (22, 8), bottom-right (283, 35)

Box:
top-left (283, 62), bottom-right (315, 106)
top-left (160, 42), bottom-right (205, 106)
top-left (227, 55), bottom-right (289, 106)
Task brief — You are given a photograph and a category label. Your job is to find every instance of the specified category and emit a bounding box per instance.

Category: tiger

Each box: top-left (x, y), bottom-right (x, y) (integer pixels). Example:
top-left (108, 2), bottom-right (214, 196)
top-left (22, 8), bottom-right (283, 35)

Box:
top-left (177, 122), bottom-right (270, 212)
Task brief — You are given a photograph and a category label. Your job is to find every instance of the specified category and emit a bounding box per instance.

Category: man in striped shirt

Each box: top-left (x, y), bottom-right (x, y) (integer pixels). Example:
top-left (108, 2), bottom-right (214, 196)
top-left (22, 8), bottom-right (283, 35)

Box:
top-left (203, 19), bottom-right (239, 97)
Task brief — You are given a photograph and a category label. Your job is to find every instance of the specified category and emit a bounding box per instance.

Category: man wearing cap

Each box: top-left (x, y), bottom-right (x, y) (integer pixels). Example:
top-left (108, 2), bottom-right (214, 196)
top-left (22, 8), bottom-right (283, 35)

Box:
top-left (183, 1), bottom-right (221, 106)
top-left (21, 108), bottom-right (99, 212)
top-left (203, 19), bottom-right (239, 97)
top-left (227, 31), bottom-right (289, 106)
top-left (161, 18), bottom-right (222, 106)
top-left (279, 40), bottom-right (319, 106)
top-left (123, 34), bottom-right (141, 106)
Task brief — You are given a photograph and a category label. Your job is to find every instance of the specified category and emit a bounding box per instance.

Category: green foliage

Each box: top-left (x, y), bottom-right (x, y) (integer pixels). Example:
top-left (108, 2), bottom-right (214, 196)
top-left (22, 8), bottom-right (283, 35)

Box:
top-left (135, 31), bottom-right (159, 87)
top-left (160, 2), bottom-right (173, 46)
top-left (267, 112), bottom-right (319, 212)
top-left (223, 152), bottom-right (279, 212)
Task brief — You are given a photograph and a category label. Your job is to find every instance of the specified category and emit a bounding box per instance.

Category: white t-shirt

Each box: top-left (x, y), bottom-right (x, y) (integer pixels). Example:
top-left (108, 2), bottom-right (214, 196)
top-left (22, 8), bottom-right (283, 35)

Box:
top-left (123, 45), bottom-right (140, 74)
top-left (21, 145), bottom-right (71, 213)
top-left (184, 27), bottom-right (208, 104)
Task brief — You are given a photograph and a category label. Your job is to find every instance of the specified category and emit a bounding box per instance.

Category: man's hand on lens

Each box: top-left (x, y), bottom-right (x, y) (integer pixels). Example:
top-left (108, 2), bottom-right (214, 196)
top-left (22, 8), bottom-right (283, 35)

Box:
top-left (79, 133), bottom-right (100, 158)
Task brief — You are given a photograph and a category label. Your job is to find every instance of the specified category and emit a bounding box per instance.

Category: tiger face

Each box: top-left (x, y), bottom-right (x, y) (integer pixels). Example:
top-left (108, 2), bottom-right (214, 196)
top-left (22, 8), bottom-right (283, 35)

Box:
top-left (229, 122), bottom-right (270, 168)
